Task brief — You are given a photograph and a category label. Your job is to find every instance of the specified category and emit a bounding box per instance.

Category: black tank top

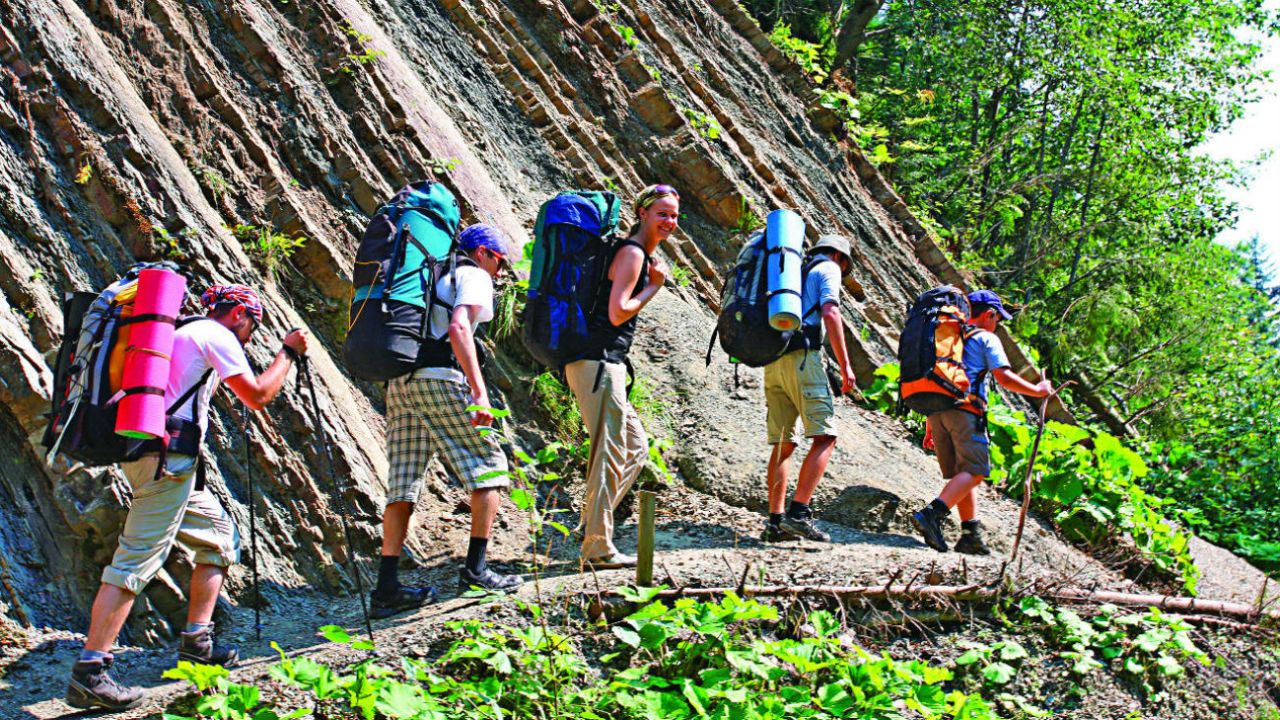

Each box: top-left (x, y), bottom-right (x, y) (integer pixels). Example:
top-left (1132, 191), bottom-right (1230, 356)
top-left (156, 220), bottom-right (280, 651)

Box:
top-left (583, 239), bottom-right (648, 363)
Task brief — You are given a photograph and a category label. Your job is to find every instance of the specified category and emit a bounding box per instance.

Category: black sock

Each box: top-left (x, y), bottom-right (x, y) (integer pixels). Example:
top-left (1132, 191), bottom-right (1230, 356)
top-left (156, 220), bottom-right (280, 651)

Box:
top-left (376, 555), bottom-right (400, 596)
top-left (786, 501), bottom-right (811, 520)
top-left (465, 537), bottom-right (489, 575)
top-left (961, 519), bottom-right (980, 534)
top-left (929, 499), bottom-right (950, 516)
top-left (769, 513), bottom-right (784, 528)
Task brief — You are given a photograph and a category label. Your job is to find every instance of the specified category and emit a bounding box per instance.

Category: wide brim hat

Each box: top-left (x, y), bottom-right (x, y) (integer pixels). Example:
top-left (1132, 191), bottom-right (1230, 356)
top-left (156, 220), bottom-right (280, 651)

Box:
top-left (811, 234), bottom-right (853, 275)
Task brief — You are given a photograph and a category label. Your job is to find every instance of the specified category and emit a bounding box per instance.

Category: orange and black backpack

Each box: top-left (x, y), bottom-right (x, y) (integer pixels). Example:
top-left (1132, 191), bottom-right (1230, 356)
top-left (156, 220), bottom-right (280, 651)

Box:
top-left (897, 286), bottom-right (986, 416)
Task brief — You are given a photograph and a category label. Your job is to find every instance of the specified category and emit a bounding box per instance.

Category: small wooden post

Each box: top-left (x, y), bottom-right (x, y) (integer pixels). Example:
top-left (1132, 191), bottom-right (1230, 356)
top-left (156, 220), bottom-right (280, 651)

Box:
top-left (636, 491), bottom-right (657, 586)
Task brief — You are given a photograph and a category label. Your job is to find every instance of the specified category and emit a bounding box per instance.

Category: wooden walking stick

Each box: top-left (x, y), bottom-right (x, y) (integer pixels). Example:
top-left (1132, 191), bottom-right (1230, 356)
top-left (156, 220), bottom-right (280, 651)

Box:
top-left (1009, 373), bottom-right (1072, 563)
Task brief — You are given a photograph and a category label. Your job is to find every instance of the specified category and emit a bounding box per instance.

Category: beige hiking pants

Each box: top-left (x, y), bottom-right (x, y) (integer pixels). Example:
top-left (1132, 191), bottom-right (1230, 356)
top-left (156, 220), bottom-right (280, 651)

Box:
top-left (101, 454), bottom-right (240, 594)
top-left (565, 359), bottom-right (647, 560)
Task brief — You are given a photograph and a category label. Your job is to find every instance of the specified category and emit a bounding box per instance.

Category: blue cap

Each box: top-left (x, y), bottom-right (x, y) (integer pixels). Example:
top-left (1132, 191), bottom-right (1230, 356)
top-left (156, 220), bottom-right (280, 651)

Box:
top-left (458, 224), bottom-right (509, 263)
top-left (967, 289), bottom-right (1013, 320)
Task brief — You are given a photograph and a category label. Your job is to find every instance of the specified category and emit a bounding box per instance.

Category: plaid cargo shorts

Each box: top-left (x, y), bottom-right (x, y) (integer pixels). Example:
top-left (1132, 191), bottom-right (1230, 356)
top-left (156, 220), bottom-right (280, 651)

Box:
top-left (385, 375), bottom-right (510, 505)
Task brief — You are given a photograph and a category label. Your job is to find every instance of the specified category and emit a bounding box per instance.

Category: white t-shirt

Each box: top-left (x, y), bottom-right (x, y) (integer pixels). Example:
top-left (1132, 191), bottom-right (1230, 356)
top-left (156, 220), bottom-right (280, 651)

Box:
top-left (414, 265), bottom-right (494, 384)
top-left (168, 319), bottom-right (253, 433)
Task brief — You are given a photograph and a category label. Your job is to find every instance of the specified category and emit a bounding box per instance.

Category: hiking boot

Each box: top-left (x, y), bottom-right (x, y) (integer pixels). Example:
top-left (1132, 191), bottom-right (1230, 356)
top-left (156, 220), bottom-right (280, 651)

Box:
top-left (178, 624), bottom-right (238, 667)
top-left (459, 566), bottom-right (522, 592)
top-left (912, 505), bottom-right (949, 553)
top-left (760, 522), bottom-right (800, 542)
top-left (954, 522), bottom-right (991, 555)
top-left (370, 585), bottom-right (438, 619)
top-left (65, 656), bottom-right (145, 711)
top-left (779, 515), bottom-right (830, 542)
top-left (583, 552), bottom-right (637, 570)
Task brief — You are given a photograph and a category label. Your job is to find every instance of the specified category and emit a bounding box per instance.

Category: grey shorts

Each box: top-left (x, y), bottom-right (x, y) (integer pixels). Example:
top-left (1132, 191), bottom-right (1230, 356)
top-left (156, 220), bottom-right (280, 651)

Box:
top-left (928, 409), bottom-right (991, 478)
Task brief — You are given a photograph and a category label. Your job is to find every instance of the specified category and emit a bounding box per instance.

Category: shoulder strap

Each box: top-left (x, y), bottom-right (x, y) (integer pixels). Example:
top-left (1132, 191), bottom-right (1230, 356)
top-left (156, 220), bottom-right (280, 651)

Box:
top-left (167, 368), bottom-right (215, 416)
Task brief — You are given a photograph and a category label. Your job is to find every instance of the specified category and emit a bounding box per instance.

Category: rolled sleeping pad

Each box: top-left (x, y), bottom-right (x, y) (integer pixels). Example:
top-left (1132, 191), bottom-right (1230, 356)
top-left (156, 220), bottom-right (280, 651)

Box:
top-left (115, 268), bottom-right (187, 440)
top-left (765, 208), bottom-right (805, 331)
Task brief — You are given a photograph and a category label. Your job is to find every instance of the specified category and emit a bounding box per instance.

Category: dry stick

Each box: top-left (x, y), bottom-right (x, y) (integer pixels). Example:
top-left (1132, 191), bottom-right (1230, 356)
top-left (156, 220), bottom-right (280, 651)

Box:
top-left (1009, 378), bottom-right (1074, 563)
top-left (591, 584), bottom-right (1280, 623)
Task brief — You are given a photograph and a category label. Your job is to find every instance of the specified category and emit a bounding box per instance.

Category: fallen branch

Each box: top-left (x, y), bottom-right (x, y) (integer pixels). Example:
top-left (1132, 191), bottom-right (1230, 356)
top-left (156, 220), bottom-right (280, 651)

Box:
top-left (589, 584), bottom-right (1280, 624)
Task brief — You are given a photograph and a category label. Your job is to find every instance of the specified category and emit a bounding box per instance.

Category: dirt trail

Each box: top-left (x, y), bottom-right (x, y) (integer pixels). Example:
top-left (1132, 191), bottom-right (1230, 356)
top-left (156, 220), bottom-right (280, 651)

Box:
top-left (4, 473), bottom-right (1273, 719)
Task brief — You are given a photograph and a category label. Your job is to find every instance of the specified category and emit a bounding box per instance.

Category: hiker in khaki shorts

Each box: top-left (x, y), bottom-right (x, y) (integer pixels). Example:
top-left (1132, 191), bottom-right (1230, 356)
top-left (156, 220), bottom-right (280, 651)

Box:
top-left (761, 235), bottom-right (856, 543)
top-left (67, 284), bottom-right (309, 712)
top-left (565, 184), bottom-right (678, 569)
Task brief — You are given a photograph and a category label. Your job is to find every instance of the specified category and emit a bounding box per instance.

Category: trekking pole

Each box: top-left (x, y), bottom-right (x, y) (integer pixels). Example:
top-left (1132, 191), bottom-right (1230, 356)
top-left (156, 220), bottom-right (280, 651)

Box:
top-left (241, 404), bottom-right (263, 642)
top-left (1009, 375), bottom-right (1075, 563)
top-left (296, 355), bottom-right (376, 648)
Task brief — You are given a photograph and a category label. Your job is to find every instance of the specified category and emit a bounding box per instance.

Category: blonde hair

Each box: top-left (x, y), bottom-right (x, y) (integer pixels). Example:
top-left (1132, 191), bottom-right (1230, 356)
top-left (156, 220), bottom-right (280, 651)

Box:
top-left (630, 184), bottom-right (680, 235)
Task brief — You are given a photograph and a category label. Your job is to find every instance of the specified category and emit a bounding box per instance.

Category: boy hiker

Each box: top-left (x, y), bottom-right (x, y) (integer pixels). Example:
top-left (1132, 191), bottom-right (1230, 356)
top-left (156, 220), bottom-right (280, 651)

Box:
top-left (67, 284), bottom-right (310, 711)
top-left (911, 289), bottom-right (1053, 554)
top-left (565, 184), bottom-right (677, 569)
top-left (372, 224), bottom-right (520, 618)
top-left (762, 235), bottom-right (857, 543)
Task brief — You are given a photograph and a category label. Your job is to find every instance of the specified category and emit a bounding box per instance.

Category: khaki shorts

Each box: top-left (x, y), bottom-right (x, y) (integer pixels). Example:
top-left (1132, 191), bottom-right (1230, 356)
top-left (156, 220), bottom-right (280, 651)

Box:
top-left (764, 350), bottom-right (838, 444)
top-left (102, 454), bottom-right (240, 594)
top-left (928, 409), bottom-right (991, 478)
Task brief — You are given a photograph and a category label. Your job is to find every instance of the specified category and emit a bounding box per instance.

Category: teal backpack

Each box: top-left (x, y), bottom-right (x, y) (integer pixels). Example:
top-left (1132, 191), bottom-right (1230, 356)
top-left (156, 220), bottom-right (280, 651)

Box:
top-left (343, 181), bottom-right (463, 381)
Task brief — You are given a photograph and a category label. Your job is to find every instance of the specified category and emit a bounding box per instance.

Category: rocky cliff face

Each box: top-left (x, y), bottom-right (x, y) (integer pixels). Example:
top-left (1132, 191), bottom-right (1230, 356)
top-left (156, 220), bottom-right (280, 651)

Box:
top-left (0, 0), bottom-right (1049, 640)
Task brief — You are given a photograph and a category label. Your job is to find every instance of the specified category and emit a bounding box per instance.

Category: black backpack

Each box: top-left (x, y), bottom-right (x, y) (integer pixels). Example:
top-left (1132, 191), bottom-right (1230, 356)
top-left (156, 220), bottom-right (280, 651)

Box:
top-left (343, 181), bottom-right (464, 381)
top-left (521, 191), bottom-right (623, 369)
top-left (707, 231), bottom-right (831, 369)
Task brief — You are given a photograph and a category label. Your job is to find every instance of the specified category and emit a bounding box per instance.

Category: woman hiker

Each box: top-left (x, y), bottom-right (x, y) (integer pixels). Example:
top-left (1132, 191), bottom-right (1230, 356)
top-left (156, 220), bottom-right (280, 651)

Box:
top-left (565, 183), bottom-right (678, 569)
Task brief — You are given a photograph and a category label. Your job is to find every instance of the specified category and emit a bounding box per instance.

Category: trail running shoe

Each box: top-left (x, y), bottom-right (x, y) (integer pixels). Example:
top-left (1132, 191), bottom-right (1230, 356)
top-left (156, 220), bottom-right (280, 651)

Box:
top-left (779, 515), bottom-right (830, 542)
top-left (66, 656), bottom-right (145, 711)
top-left (370, 584), bottom-right (438, 619)
top-left (459, 566), bottom-right (522, 592)
top-left (912, 505), bottom-right (949, 552)
top-left (760, 522), bottom-right (801, 542)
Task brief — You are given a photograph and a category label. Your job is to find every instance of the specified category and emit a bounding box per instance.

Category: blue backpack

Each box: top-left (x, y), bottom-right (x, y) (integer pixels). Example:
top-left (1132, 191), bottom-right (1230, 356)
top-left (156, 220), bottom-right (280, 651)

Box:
top-left (343, 181), bottom-right (463, 381)
top-left (520, 191), bottom-right (622, 369)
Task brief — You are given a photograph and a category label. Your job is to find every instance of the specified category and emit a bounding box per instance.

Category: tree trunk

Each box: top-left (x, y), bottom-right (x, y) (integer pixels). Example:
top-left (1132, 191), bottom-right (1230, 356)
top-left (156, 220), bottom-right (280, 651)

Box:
top-left (830, 0), bottom-right (884, 75)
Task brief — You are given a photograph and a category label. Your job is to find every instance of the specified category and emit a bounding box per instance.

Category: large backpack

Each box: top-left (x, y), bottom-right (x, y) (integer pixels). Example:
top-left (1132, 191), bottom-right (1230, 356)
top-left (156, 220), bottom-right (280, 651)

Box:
top-left (520, 191), bottom-right (623, 369)
top-left (707, 231), bottom-right (831, 369)
top-left (42, 262), bottom-right (214, 467)
top-left (344, 181), bottom-right (463, 381)
top-left (897, 285), bottom-right (984, 415)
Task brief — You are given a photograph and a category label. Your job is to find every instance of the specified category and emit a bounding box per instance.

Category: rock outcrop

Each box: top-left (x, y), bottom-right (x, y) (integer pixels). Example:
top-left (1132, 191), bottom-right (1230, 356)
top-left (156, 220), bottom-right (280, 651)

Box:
top-left (0, 0), bottom-right (1057, 639)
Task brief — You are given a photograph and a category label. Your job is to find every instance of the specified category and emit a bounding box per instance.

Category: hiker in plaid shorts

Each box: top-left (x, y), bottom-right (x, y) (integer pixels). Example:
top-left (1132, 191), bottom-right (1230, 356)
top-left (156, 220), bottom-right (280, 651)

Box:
top-left (372, 224), bottom-right (521, 619)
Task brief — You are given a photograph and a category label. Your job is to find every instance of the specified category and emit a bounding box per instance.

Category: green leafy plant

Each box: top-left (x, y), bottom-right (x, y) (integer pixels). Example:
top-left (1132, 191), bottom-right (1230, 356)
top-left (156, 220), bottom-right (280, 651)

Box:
top-left (680, 106), bottom-right (722, 141)
top-left (491, 241), bottom-right (533, 341)
top-left (730, 196), bottom-right (763, 236)
top-left (196, 166), bottom-right (228, 201)
top-left (531, 370), bottom-right (582, 440)
top-left (228, 224), bottom-right (307, 278)
top-left (428, 157), bottom-right (460, 175)
top-left (75, 160), bottom-right (92, 185)
top-left (953, 639), bottom-right (1029, 686)
top-left (615, 23), bottom-right (639, 48)
top-left (339, 20), bottom-right (385, 74)
top-left (164, 660), bottom-right (306, 720)
top-left (768, 22), bottom-right (829, 83)
top-left (1015, 597), bottom-right (1210, 698)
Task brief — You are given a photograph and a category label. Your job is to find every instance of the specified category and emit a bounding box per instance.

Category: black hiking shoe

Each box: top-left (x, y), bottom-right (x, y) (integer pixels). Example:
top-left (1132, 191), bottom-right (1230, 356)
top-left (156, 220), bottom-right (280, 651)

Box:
top-left (459, 566), bottom-right (522, 592)
top-left (779, 515), bottom-right (830, 542)
top-left (177, 623), bottom-right (238, 667)
top-left (370, 585), bottom-right (438, 619)
top-left (66, 656), bottom-right (145, 711)
top-left (954, 522), bottom-right (991, 555)
top-left (912, 505), bottom-right (949, 552)
top-left (760, 522), bottom-right (800, 542)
